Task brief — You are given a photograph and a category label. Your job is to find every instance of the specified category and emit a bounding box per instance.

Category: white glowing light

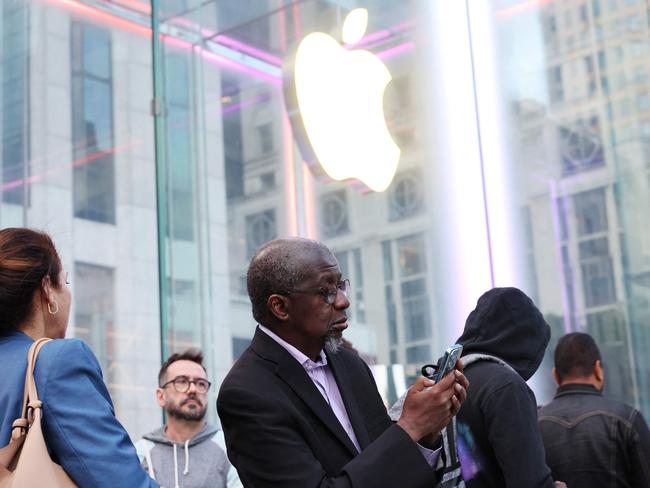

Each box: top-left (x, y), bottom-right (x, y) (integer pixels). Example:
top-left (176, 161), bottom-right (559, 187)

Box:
top-left (342, 8), bottom-right (368, 44)
top-left (292, 9), bottom-right (400, 193)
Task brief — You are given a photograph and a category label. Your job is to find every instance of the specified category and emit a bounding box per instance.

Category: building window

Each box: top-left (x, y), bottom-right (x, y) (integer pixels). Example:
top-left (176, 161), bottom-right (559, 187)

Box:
top-left (547, 15), bottom-right (557, 33)
top-left (334, 248), bottom-right (365, 323)
top-left (586, 309), bottom-right (631, 400)
top-left (74, 263), bottom-right (115, 383)
top-left (166, 52), bottom-right (196, 241)
top-left (389, 171), bottom-right (424, 221)
top-left (397, 235), bottom-right (431, 342)
top-left (169, 279), bottom-right (199, 343)
top-left (260, 172), bottom-right (276, 190)
top-left (232, 337), bottom-right (251, 361)
top-left (549, 65), bottom-right (563, 103)
top-left (580, 238), bottom-right (616, 307)
top-left (71, 23), bottom-right (115, 224)
top-left (257, 123), bottom-right (274, 154)
top-left (406, 344), bottom-right (431, 364)
top-left (321, 190), bottom-right (349, 238)
top-left (560, 125), bottom-right (605, 175)
top-left (246, 209), bottom-right (276, 256)
top-left (382, 235), bottom-right (432, 351)
top-left (222, 76), bottom-right (245, 200)
top-left (573, 187), bottom-right (608, 236)
top-left (592, 0), bottom-right (601, 17)
top-left (2, 1), bottom-right (29, 205)
top-left (401, 278), bottom-right (430, 342)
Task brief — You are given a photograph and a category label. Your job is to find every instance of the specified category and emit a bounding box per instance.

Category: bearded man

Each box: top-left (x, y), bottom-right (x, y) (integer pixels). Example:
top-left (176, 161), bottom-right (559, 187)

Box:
top-left (136, 349), bottom-right (241, 487)
top-left (217, 237), bottom-right (468, 487)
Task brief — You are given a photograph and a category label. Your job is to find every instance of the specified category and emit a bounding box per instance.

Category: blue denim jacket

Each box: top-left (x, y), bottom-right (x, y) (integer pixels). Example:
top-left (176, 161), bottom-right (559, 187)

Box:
top-left (538, 383), bottom-right (650, 488)
top-left (0, 331), bottom-right (158, 487)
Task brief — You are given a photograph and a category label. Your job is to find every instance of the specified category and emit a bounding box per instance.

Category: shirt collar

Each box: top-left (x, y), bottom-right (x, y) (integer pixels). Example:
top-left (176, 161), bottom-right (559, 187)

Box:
top-left (258, 324), bottom-right (327, 368)
top-left (555, 383), bottom-right (603, 398)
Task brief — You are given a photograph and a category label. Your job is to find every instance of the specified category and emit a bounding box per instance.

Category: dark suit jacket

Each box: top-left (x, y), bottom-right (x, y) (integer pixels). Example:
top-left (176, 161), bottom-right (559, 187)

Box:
top-left (217, 327), bottom-right (437, 487)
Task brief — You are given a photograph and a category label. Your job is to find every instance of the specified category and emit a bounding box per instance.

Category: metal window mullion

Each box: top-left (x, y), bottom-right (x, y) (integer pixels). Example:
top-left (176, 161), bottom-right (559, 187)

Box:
top-left (151, 0), bottom-right (170, 370)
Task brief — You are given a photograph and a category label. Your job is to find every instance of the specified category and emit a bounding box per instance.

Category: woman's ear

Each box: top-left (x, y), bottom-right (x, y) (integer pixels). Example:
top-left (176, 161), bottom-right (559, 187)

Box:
top-left (40, 275), bottom-right (54, 304)
top-left (268, 294), bottom-right (290, 322)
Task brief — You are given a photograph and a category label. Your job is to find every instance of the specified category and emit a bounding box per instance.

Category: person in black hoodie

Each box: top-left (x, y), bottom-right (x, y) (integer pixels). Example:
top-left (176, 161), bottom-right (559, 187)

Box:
top-left (455, 287), bottom-right (556, 488)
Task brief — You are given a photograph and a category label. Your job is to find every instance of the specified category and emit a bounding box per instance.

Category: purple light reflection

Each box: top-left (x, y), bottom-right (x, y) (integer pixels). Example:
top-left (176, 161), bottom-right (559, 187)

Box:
top-left (222, 92), bottom-right (272, 115)
top-left (216, 35), bottom-right (283, 67)
top-left (377, 41), bottom-right (415, 60)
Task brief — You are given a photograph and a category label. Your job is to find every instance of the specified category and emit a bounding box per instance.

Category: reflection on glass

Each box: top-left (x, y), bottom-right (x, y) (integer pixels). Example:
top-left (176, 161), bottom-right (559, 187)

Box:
top-left (487, 0), bottom-right (649, 411)
top-left (1, 0), bottom-right (648, 442)
top-left (2, 1), bottom-right (29, 207)
top-left (74, 262), bottom-right (115, 381)
top-left (71, 22), bottom-right (115, 224)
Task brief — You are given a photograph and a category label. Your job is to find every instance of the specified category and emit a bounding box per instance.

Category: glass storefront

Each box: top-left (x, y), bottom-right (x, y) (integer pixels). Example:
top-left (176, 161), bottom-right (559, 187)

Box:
top-left (1, 0), bottom-right (649, 439)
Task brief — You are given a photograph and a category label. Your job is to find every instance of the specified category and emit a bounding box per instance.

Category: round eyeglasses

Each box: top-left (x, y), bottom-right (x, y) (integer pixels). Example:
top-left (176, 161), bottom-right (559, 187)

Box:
top-left (160, 376), bottom-right (211, 394)
top-left (286, 279), bottom-right (350, 305)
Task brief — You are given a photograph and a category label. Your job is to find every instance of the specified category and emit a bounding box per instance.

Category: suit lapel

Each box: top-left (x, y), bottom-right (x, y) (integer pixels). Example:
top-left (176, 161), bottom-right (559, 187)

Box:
top-left (327, 352), bottom-right (371, 449)
top-left (251, 328), bottom-right (359, 456)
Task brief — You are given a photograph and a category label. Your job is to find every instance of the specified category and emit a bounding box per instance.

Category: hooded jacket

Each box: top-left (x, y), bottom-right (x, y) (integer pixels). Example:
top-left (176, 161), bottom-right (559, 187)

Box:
top-left (455, 287), bottom-right (554, 488)
top-left (135, 423), bottom-right (242, 488)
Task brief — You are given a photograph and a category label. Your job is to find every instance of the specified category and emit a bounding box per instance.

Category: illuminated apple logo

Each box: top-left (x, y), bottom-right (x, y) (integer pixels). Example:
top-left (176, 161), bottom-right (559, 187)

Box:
top-left (283, 8), bottom-right (400, 192)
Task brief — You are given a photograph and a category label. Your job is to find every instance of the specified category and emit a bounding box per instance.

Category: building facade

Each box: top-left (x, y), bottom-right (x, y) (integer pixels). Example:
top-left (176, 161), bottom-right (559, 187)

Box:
top-left (1, 0), bottom-right (649, 439)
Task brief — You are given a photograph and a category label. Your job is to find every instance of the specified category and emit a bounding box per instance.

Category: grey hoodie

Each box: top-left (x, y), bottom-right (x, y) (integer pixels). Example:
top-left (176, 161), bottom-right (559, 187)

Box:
top-left (135, 424), bottom-right (242, 488)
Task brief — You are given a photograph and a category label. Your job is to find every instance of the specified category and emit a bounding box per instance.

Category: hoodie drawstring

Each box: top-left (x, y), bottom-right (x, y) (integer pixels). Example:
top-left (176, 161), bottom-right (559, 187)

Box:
top-left (183, 439), bottom-right (190, 475)
top-left (173, 443), bottom-right (180, 488)
top-left (172, 440), bottom-right (190, 487)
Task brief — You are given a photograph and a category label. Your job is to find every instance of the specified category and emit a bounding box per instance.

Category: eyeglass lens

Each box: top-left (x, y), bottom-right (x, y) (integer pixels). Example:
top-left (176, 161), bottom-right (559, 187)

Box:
top-left (325, 280), bottom-right (350, 303)
top-left (173, 377), bottom-right (210, 393)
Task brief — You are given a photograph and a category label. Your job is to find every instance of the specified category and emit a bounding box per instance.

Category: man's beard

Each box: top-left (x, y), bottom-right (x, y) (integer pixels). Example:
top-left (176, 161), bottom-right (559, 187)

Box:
top-left (166, 398), bottom-right (207, 422)
top-left (324, 334), bottom-right (343, 354)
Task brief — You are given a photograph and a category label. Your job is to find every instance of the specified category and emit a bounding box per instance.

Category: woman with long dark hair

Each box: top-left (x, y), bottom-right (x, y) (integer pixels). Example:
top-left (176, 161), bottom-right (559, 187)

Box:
top-left (0, 227), bottom-right (157, 487)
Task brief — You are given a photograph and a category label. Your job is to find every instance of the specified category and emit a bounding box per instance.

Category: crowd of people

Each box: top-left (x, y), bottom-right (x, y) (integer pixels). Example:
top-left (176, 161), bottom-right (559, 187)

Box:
top-left (1, 227), bottom-right (649, 487)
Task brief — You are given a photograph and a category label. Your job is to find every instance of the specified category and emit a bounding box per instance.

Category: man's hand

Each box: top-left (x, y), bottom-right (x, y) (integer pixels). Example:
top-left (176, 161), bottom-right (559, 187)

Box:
top-left (397, 362), bottom-right (468, 442)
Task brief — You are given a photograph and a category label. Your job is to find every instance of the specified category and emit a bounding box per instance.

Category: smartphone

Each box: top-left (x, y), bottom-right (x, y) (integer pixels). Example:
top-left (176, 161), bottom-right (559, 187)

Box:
top-left (421, 344), bottom-right (463, 383)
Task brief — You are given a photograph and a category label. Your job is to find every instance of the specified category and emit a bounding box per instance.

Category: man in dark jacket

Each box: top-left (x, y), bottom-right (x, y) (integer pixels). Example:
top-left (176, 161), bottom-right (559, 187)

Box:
top-left (538, 332), bottom-right (650, 487)
top-left (217, 237), bottom-right (468, 487)
top-left (455, 287), bottom-right (556, 488)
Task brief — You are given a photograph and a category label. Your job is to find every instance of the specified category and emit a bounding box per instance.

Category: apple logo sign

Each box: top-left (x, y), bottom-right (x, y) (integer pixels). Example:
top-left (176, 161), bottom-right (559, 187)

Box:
top-left (283, 8), bottom-right (400, 193)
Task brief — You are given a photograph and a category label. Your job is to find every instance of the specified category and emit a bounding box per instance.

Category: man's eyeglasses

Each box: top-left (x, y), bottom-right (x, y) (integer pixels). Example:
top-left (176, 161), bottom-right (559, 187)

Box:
top-left (160, 376), bottom-right (211, 394)
top-left (287, 279), bottom-right (350, 305)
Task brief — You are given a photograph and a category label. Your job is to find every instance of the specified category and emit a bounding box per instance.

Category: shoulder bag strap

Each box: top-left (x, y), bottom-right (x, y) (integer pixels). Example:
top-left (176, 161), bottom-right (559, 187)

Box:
top-left (12, 338), bottom-right (51, 440)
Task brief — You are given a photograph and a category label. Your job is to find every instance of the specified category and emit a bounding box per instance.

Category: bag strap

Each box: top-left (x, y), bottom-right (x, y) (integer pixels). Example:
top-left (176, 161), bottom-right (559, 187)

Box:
top-left (11, 338), bottom-right (51, 440)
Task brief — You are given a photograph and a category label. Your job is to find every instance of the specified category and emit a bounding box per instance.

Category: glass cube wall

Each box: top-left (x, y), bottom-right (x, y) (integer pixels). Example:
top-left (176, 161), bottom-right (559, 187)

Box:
top-left (1, 0), bottom-right (649, 438)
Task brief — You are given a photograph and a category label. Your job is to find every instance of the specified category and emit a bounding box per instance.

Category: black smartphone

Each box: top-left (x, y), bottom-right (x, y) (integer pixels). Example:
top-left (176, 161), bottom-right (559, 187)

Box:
top-left (422, 344), bottom-right (463, 383)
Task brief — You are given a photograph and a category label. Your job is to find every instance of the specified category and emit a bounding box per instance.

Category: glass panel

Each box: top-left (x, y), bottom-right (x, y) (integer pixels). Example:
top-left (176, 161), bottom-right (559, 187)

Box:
top-left (74, 263), bottom-right (115, 381)
top-left (0, 0), bottom-right (162, 439)
top-left (71, 22), bottom-right (115, 224)
top-left (4, 0), bottom-right (648, 445)
top-left (1, 0), bottom-right (29, 208)
top-left (478, 0), bottom-right (649, 413)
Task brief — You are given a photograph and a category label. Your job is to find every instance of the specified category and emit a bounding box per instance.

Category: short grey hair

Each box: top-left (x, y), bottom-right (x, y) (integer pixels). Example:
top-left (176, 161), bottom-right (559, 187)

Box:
top-left (247, 237), bottom-right (331, 324)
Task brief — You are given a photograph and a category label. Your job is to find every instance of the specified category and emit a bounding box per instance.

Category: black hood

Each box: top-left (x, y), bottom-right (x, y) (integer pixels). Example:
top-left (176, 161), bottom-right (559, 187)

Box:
top-left (456, 287), bottom-right (550, 381)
